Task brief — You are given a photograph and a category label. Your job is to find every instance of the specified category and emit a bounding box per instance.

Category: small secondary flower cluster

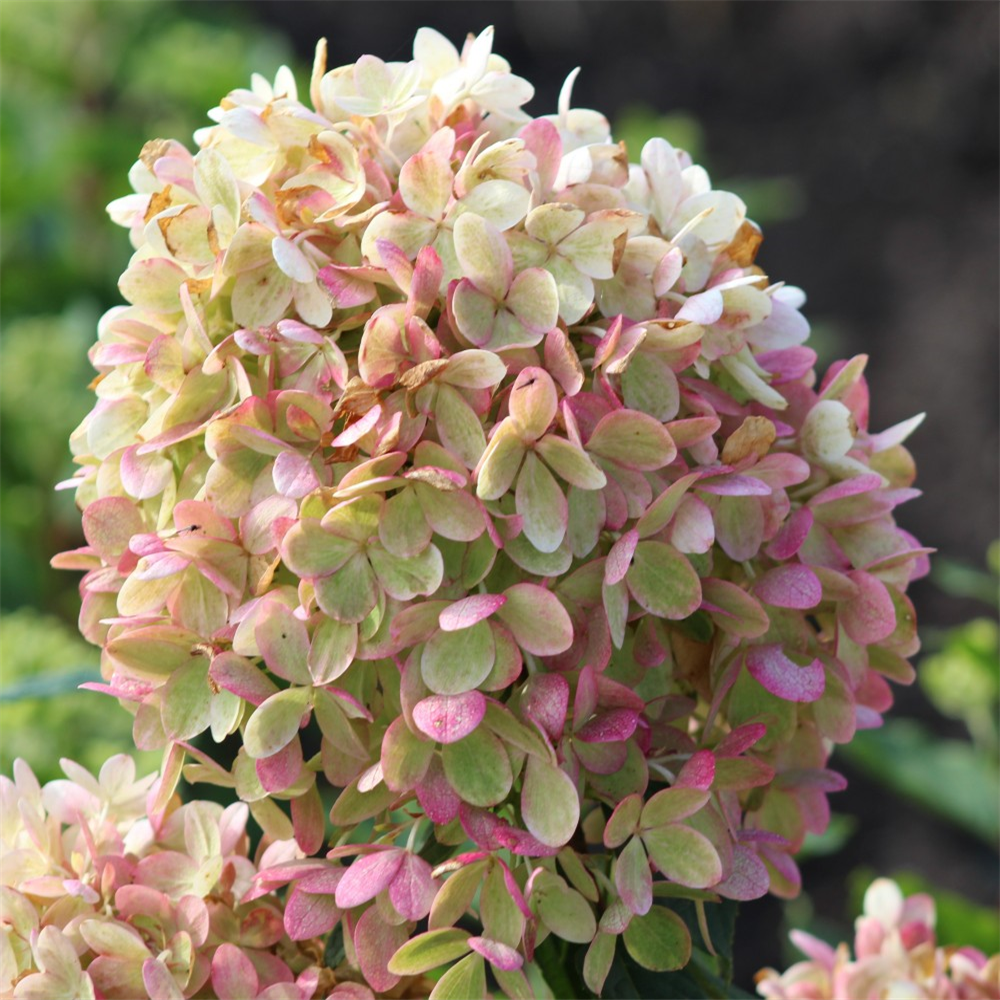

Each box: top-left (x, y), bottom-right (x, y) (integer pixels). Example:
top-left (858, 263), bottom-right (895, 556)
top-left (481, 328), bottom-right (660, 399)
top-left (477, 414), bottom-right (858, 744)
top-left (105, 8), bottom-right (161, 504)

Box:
top-left (755, 878), bottom-right (1000, 1000)
top-left (0, 756), bottom-right (328, 1000)
top-left (47, 25), bottom-right (929, 996)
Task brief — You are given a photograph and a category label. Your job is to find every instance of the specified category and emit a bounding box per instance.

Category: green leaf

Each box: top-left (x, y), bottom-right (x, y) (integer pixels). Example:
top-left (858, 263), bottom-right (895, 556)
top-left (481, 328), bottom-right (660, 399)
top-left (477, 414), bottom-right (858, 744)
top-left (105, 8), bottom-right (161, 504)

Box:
top-left (626, 541), bottom-right (702, 620)
top-left (665, 898), bottom-right (739, 985)
top-left (601, 944), bottom-right (754, 1000)
top-left (441, 726), bottom-right (513, 807)
top-left (429, 952), bottom-right (487, 1000)
top-left (387, 928), bottom-right (472, 975)
top-left (622, 905), bottom-right (691, 972)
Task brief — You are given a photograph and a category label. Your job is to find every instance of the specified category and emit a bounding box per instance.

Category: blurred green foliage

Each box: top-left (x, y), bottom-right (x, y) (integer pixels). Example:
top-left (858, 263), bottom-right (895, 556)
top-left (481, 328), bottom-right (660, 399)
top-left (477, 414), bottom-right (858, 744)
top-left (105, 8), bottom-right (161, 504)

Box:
top-left (0, 0), bottom-right (291, 777)
top-left (921, 616), bottom-right (998, 754)
top-left (0, 0), bottom-right (291, 321)
top-left (0, 608), bottom-right (158, 782)
top-left (839, 718), bottom-right (999, 847)
top-left (0, 0), bottom-right (291, 617)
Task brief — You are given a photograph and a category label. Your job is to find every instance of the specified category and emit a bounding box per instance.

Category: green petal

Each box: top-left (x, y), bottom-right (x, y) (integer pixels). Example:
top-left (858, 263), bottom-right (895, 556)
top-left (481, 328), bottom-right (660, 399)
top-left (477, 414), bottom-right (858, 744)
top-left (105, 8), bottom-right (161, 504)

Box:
top-left (368, 541), bottom-right (443, 600)
top-left (475, 423), bottom-right (526, 501)
top-left (535, 435), bottom-right (607, 490)
top-left (281, 519), bottom-right (358, 578)
top-left (313, 551), bottom-right (379, 623)
top-left (442, 726), bottom-right (513, 807)
top-left (243, 687), bottom-right (310, 759)
top-left (428, 953), bottom-right (487, 1000)
top-left (379, 488), bottom-right (432, 558)
top-left (161, 660), bottom-right (212, 741)
top-left (388, 929), bottom-right (472, 976)
top-left (626, 541), bottom-right (702, 620)
top-left (521, 756), bottom-right (580, 848)
top-left (515, 451), bottom-right (567, 554)
top-left (421, 620), bottom-right (496, 696)
top-left (496, 583), bottom-right (573, 656)
top-left (642, 823), bottom-right (722, 889)
top-left (435, 384), bottom-right (488, 469)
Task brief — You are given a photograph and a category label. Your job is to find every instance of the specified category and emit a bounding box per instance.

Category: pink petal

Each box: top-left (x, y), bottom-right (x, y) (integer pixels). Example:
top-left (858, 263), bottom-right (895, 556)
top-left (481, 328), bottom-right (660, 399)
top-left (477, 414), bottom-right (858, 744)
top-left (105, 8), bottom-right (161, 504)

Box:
top-left (467, 937), bottom-right (524, 971)
top-left (330, 405), bottom-right (381, 447)
top-left (746, 645), bottom-right (825, 703)
top-left (714, 844), bottom-right (769, 901)
top-left (766, 507), bottom-right (814, 560)
top-left (675, 749), bottom-right (716, 790)
top-left (715, 723), bottom-right (767, 757)
top-left (415, 756), bottom-right (461, 824)
top-left (808, 474), bottom-right (883, 507)
top-left (605, 529), bottom-right (639, 586)
top-left (273, 451), bottom-right (320, 499)
top-left (388, 853), bottom-right (437, 921)
top-left (438, 594), bottom-right (506, 631)
top-left (841, 571), bottom-right (896, 644)
top-left (413, 691), bottom-right (487, 744)
top-left (212, 944), bottom-right (260, 1000)
top-left (576, 709), bottom-right (639, 744)
top-left (353, 906), bottom-right (407, 995)
top-left (284, 886), bottom-right (341, 940)
top-left (520, 674), bottom-right (569, 741)
top-left (335, 849), bottom-right (404, 909)
top-left (143, 959), bottom-right (184, 1000)
top-left (255, 739), bottom-right (303, 793)
top-left (753, 565), bottom-right (822, 609)
top-left (789, 929), bottom-right (837, 970)
top-left (209, 653), bottom-right (278, 706)
top-left (697, 474), bottom-right (771, 496)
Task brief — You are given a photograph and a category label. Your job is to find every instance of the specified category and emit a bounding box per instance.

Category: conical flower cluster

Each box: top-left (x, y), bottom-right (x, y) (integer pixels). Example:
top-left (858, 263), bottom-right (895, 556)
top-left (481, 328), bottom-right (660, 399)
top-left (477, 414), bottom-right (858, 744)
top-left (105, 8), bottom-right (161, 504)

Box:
top-left (41, 25), bottom-right (928, 997)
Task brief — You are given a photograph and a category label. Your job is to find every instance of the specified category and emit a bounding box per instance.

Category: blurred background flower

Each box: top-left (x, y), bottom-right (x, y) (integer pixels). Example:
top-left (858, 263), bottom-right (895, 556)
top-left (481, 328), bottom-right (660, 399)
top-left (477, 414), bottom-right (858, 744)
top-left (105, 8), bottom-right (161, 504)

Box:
top-left (0, 1), bottom-right (995, 992)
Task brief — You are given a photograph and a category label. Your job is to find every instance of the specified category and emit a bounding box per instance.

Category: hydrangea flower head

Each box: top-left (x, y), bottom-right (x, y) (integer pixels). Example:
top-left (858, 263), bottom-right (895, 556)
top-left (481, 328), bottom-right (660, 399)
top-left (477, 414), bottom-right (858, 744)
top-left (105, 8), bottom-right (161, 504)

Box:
top-left (46, 24), bottom-right (930, 995)
top-left (756, 878), bottom-right (1000, 1000)
top-left (0, 757), bottom-right (318, 1000)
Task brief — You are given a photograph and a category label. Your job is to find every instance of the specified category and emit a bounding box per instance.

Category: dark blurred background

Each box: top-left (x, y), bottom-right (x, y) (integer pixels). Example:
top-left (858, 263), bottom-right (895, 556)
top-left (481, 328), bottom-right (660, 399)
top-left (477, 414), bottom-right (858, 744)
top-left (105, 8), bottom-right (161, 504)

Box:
top-left (1, 1), bottom-right (997, 991)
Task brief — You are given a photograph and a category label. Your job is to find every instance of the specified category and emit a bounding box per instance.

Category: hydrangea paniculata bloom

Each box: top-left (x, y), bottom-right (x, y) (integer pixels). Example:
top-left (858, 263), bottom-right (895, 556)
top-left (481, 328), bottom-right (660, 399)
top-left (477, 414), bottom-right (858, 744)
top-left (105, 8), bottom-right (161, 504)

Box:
top-left (44, 24), bottom-right (930, 996)
top-left (755, 878), bottom-right (1000, 1000)
top-left (0, 757), bottom-right (320, 1000)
